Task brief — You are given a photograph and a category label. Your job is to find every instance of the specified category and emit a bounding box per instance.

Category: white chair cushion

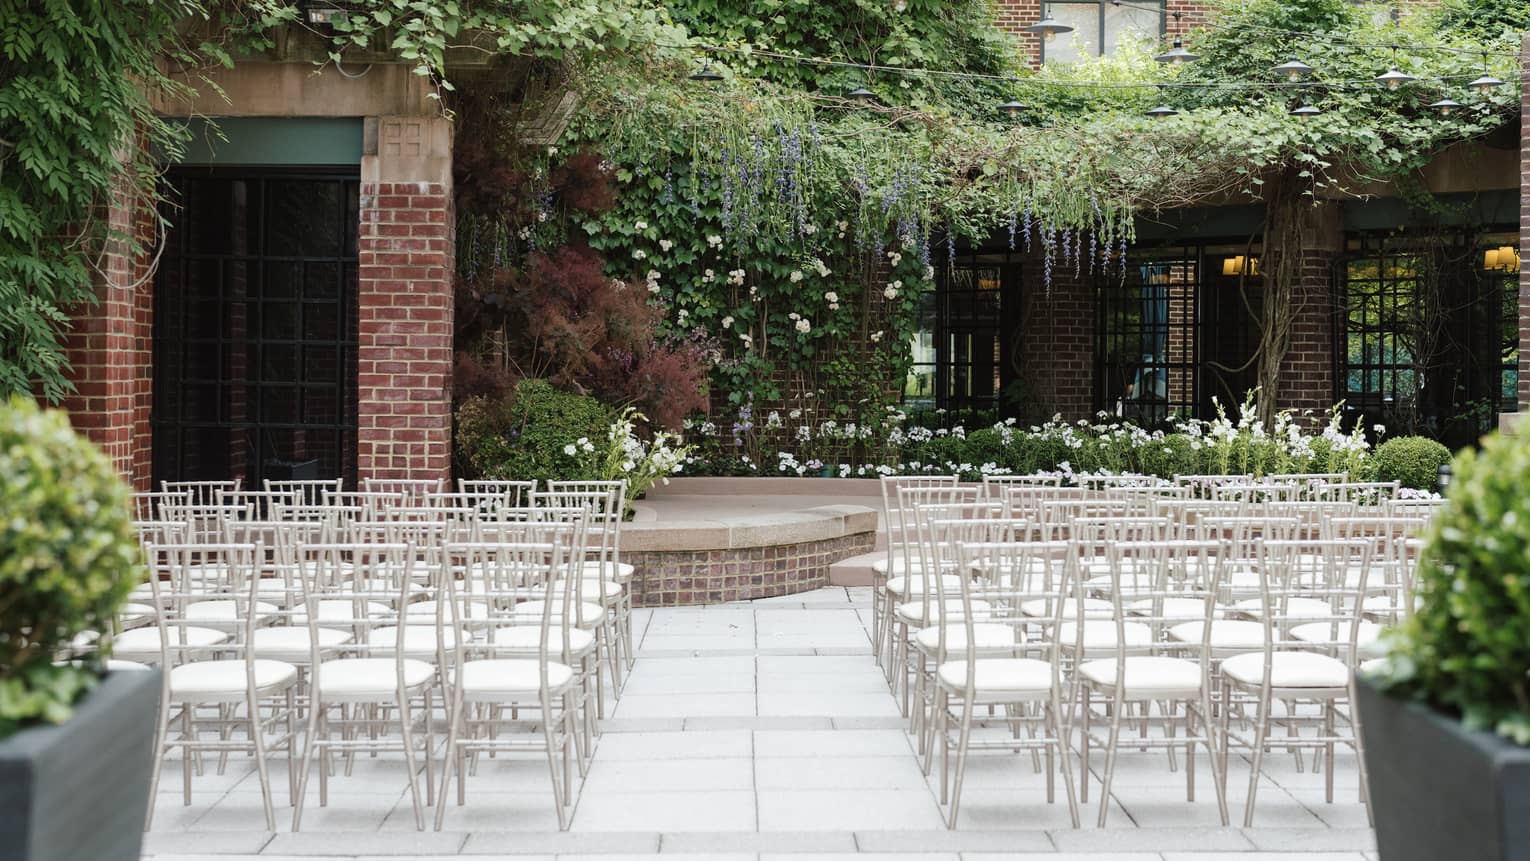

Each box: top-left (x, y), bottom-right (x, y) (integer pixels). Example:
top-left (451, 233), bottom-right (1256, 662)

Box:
top-left (454, 659), bottom-right (575, 695)
top-left (118, 602), bottom-right (155, 620)
top-left (250, 626), bottom-right (352, 660)
top-left (915, 623), bottom-right (1024, 653)
top-left (574, 578), bottom-right (625, 601)
top-left (885, 573), bottom-right (963, 598)
top-left (1168, 620), bottom-right (1266, 650)
top-left (106, 659), bottom-right (150, 672)
top-left (575, 559), bottom-right (635, 583)
top-left (1220, 651), bottom-right (1349, 688)
top-left (113, 625), bottom-right (230, 657)
top-left (1078, 656), bottom-right (1203, 696)
top-left (292, 599), bottom-right (393, 625)
top-left (896, 598), bottom-right (990, 625)
top-left (1291, 620), bottom-right (1384, 657)
top-left (1057, 620), bottom-right (1153, 649)
top-left (937, 658), bottom-right (1054, 696)
top-left (485, 625), bottom-right (597, 655)
top-left (513, 600), bottom-right (606, 628)
top-left (1020, 597), bottom-right (1110, 619)
top-left (1128, 597), bottom-right (1216, 620)
top-left (314, 657), bottom-right (435, 696)
top-left (170, 659), bottom-right (297, 698)
top-left (1234, 597), bottom-right (1337, 620)
top-left (405, 599), bottom-right (492, 621)
top-left (367, 625), bottom-right (456, 656)
top-left (185, 600), bottom-right (279, 623)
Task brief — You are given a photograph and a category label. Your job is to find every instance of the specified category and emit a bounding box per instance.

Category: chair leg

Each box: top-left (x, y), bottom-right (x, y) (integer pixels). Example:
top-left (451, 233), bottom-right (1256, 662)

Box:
top-left (397, 692), bottom-right (426, 831)
top-left (1096, 688), bottom-right (1124, 828)
top-left (247, 697), bottom-right (277, 831)
top-left (1243, 689), bottom-right (1270, 828)
top-left (433, 693), bottom-right (463, 831)
top-left (144, 693), bottom-right (173, 830)
top-left (291, 697), bottom-right (324, 831)
top-left (947, 692), bottom-right (976, 830)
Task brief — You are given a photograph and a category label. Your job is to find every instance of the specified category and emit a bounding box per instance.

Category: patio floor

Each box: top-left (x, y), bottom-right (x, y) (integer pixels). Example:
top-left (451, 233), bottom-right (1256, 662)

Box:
top-left (143, 586), bottom-right (1378, 860)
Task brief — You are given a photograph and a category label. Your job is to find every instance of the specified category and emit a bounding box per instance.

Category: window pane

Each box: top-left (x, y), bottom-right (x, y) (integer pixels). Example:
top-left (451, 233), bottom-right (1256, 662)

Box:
top-left (1044, 3), bottom-right (1098, 64)
top-left (1103, 1), bottom-right (1160, 55)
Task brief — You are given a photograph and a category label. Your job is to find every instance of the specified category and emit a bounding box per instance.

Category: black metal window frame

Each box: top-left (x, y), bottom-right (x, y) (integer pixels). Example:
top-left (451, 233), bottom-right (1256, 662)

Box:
top-left (152, 165), bottom-right (361, 490)
top-left (1095, 246), bottom-right (1201, 424)
top-left (1040, 0), bottom-right (1166, 64)
top-left (914, 249), bottom-right (1014, 413)
top-left (1338, 232), bottom-right (1520, 423)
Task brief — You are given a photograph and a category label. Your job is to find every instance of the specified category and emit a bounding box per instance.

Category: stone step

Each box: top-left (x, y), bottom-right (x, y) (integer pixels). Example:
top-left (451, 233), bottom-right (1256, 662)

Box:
top-left (828, 550), bottom-right (883, 587)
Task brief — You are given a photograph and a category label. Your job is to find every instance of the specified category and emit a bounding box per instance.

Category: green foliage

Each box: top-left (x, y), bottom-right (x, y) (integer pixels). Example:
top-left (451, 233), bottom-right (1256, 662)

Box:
top-left (1371, 435), bottom-right (1452, 491)
top-left (0, 0), bottom-right (199, 400)
top-left (454, 379), bottom-right (612, 482)
top-left (0, 397), bottom-right (144, 738)
top-left (1374, 431), bottom-right (1530, 744)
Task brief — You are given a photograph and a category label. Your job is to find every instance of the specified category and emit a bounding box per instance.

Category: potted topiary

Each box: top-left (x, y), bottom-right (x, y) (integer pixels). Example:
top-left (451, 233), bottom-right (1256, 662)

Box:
top-left (1358, 427), bottom-right (1530, 861)
top-left (0, 397), bottom-right (159, 861)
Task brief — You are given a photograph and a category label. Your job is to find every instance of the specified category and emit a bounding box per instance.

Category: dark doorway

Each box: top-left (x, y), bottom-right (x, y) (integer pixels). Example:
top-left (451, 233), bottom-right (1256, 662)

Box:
top-left (152, 167), bottom-right (360, 489)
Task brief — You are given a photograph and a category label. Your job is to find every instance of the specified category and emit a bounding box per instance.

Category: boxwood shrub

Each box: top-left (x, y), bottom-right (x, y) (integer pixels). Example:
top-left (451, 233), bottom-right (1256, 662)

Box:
top-left (1369, 435), bottom-right (1452, 491)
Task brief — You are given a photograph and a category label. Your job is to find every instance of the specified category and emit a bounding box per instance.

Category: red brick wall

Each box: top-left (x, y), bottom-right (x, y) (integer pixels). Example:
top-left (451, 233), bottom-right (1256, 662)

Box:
top-left (1016, 255), bottom-right (1095, 420)
top-left (1276, 246), bottom-right (1339, 418)
top-left (62, 178), bottom-right (155, 490)
top-left (356, 181), bottom-right (454, 484)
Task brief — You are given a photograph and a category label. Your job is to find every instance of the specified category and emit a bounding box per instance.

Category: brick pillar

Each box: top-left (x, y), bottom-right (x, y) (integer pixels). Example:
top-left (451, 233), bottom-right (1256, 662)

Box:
top-left (1276, 202), bottom-right (1341, 418)
top-left (1017, 254), bottom-right (1096, 421)
top-left (61, 175), bottom-right (155, 490)
top-left (356, 116), bottom-right (454, 484)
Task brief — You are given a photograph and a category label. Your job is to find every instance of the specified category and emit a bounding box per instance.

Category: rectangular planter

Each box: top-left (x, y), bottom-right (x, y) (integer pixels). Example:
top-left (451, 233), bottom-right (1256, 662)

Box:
top-left (0, 669), bottom-right (161, 861)
top-left (1356, 676), bottom-right (1530, 861)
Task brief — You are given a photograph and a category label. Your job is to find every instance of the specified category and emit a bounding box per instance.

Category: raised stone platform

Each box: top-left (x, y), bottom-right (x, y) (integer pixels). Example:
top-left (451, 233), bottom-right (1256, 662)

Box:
top-left (623, 479), bottom-right (880, 606)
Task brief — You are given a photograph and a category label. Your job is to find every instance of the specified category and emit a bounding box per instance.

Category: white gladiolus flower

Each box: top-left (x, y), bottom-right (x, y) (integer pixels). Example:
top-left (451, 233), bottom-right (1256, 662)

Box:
top-left (795, 318), bottom-right (811, 334)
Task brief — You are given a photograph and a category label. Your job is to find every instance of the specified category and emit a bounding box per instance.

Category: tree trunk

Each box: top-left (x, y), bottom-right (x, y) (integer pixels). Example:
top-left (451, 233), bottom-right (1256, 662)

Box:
top-left (1254, 167), bottom-right (1306, 426)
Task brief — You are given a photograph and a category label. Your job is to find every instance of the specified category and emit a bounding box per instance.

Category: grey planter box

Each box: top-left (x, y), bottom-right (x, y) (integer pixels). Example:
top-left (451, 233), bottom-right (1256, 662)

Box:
top-left (1356, 676), bottom-right (1530, 861)
top-left (0, 669), bottom-right (161, 861)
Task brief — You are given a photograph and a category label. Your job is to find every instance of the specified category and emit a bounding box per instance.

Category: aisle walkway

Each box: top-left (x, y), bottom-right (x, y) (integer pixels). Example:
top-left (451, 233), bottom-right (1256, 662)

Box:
top-left (144, 587), bottom-right (1378, 860)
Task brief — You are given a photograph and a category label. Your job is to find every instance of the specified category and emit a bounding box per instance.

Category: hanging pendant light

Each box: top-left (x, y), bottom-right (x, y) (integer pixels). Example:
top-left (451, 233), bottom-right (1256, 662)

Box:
top-left (1468, 73), bottom-right (1505, 93)
top-left (1291, 103), bottom-right (1322, 117)
top-left (1146, 103), bottom-right (1178, 118)
top-left (1024, 4), bottom-right (1074, 42)
top-left (689, 57), bottom-right (723, 82)
top-left (1155, 37), bottom-right (1199, 65)
top-left (1272, 57), bottom-right (1314, 82)
top-left (997, 98), bottom-right (1028, 119)
top-left (1374, 68), bottom-right (1416, 90)
top-left (1428, 97), bottom-right (1462, 116)
top-left (846, 84), bottom-right (877, 103)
